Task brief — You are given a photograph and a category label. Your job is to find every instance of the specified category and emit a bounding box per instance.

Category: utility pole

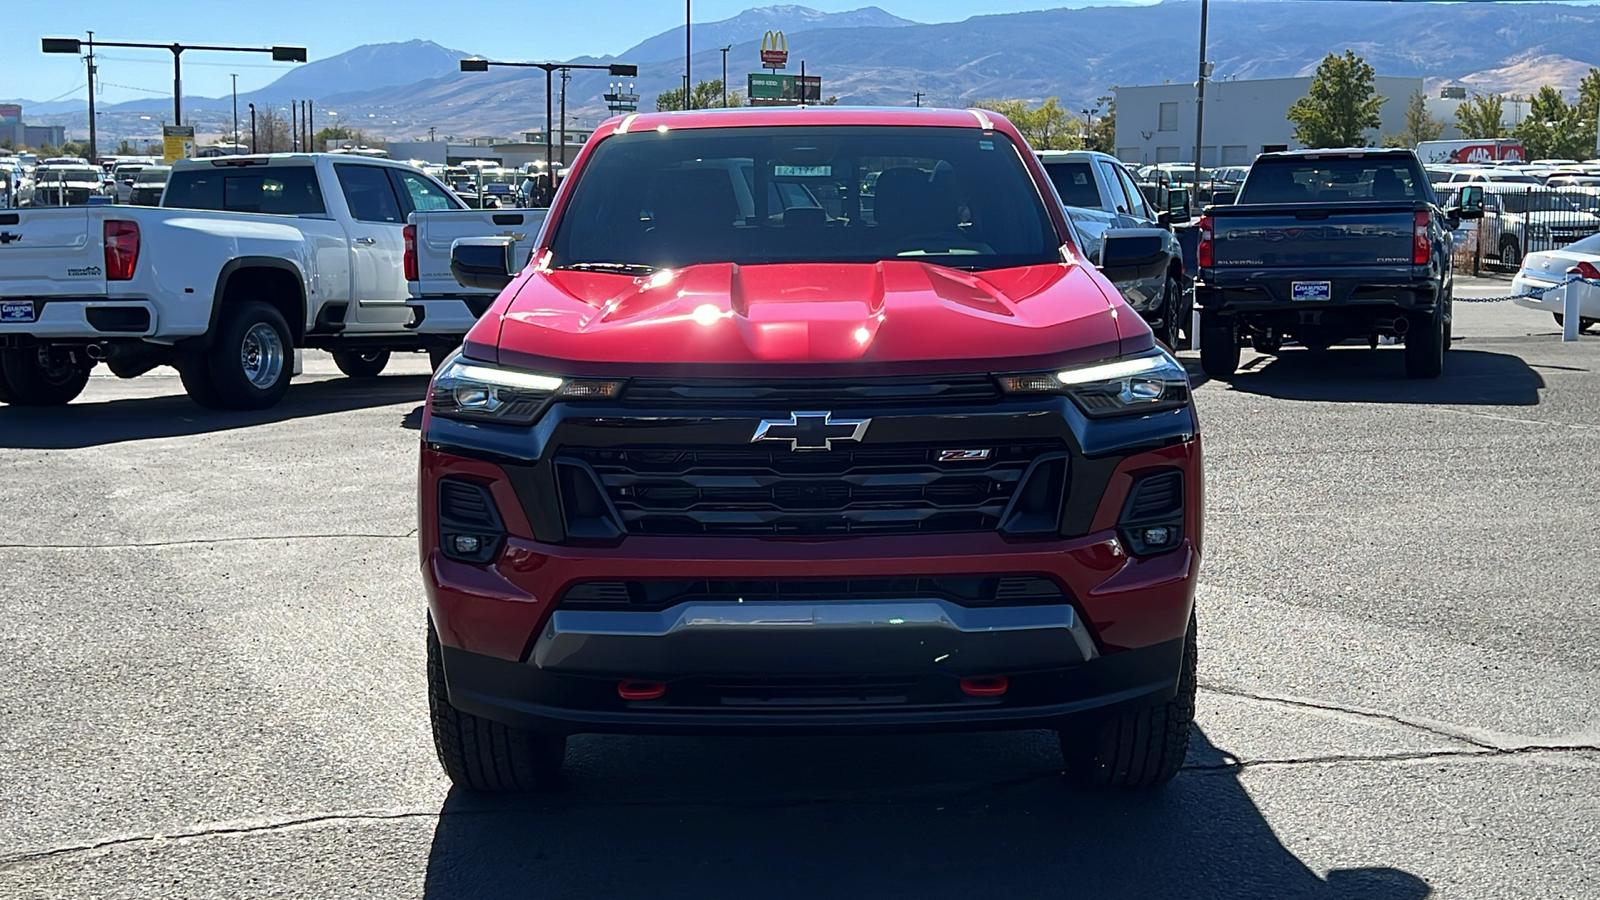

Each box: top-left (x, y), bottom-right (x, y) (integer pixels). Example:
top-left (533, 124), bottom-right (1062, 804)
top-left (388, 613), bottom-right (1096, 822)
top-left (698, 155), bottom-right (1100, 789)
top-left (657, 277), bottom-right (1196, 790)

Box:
top-left (721, 45), bottom-right (732, 107)
top-left (914, 91), bottom-right (925, 108)
top-left (429, 125), bottom-right (436, 142)
top-left (231, 74), bottom-right (238, 148)
top-left (307, 100), bottom-right (313, 150)
top-left (559, 68), bottom-right (569, 167)
top-left (1193, 0), bottom-right (1209, 200)
top-left (290, 100), bottom-right (297, 151)
top-left (685, 0), bottom-right (692, 109)
top-left (249, 103), bottom-right (256, 153)
top-left (85, 32), bottom-right (97, 162)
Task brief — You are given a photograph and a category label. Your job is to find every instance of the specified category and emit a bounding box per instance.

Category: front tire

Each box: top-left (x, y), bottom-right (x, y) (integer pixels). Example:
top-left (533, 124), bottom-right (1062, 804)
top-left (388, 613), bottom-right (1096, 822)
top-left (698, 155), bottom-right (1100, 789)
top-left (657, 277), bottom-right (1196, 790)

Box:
top-left (1198, 312), bottom-right (1239, 379)
top-left (1063, 615), bottom-right (1197, 788)
top-left (0, 347), bottom-right (93, 406)
top-left (331, 349), bottom-right (391, 379)
top-left (1153, 275), bottom-right (1181, 349)
top-left (427, 621), bottom-right (566, 792)
top-left (194, 302), bottom-right (294, 410)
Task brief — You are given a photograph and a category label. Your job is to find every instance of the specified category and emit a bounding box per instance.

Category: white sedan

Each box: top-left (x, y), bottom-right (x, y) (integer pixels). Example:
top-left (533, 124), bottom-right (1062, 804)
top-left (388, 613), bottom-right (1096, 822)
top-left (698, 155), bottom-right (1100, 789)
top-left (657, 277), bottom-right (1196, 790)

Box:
top-left (1512, 231), bottom-right (1600, 331)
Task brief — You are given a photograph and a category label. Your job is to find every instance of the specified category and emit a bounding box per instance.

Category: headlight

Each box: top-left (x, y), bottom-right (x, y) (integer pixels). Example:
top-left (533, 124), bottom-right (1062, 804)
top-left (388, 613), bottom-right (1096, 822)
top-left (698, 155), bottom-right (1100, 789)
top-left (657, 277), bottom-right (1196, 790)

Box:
top-left (429, 354), bottom-right (625, 425)
top-left (998, 349), bottom-right (1191, 418)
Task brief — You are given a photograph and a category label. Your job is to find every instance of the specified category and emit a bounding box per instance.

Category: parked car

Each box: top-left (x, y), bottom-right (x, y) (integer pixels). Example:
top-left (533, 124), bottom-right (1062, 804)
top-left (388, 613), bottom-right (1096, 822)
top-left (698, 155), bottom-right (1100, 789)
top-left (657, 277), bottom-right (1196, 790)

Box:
top-left (1442, 168), bottom-right (1540, 185)
top-left (1194, 148), bottom-right (1479, 378)
top-left (126, 166), bottom-right (170, 206)
top-left (1038, 150), bottom-right (1189, 346)
top-left (30, 165), bottom-right (108, 206)
top-left (418, 105), bottom-right (1202, 792)
top-left (1511, 231), bottom-right (1600, 332)
top-left (0, 154), bottom-right (482, 409)
top-left (110, 163), bottom-right (149, 203)
top-left (1475, 184), bottom-right (1600, 269)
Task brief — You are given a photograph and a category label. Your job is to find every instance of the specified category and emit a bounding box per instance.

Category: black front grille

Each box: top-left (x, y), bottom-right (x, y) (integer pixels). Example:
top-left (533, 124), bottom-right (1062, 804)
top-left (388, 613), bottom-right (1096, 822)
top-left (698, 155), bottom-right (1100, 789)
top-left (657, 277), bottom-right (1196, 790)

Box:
top-left (559, 441), bottom-right (1063, 536)
top-left (558, 575), bottom-right (1069, 611)
top-left (623, 375), bottom-right (1001, 407)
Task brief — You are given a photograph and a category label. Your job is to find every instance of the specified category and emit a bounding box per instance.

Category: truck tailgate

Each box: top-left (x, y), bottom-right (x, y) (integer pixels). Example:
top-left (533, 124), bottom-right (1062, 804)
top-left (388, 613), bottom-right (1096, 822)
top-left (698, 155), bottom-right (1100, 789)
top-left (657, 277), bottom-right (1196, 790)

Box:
top-left (410, 208), bottom-right (546, 297)
top-left (0, 208), bottom-right (107, 300)
top-left (1210, 202), bottom-right (1418, 267)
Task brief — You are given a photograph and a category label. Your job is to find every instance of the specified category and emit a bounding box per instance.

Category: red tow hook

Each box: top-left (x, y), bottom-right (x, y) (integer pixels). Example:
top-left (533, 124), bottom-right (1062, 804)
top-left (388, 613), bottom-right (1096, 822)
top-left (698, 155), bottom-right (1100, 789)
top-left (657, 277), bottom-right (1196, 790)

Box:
top-left (959, 675), bottom-right (1010, 697)
top-left (617, 680), bottom-right (667, 701)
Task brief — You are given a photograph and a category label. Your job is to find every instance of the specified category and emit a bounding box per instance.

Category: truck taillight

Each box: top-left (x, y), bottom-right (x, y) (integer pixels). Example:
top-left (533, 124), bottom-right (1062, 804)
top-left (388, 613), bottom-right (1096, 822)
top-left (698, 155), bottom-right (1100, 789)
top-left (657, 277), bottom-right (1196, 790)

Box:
top-left (404, 224), bottom-right (418, 282)
top-left (1413, 210), bottom-right (1430, 266)
top-left (104, 220), bottom-right (140, 281)
top-left (1197, 215), bottom-right (1213, 268)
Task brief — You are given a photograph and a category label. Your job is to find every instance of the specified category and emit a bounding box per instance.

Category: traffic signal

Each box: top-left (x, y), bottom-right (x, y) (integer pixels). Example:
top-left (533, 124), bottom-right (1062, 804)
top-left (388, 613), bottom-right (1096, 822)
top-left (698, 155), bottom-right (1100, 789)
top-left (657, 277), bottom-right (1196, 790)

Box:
top-left (271, 46), bottom-right (308, 63)
top-left (461, 59), bottom-right (491, 72)
top-left (609, 64), bottom-right (639, 77)
top-left (42, 38), bottom-right (83, 54)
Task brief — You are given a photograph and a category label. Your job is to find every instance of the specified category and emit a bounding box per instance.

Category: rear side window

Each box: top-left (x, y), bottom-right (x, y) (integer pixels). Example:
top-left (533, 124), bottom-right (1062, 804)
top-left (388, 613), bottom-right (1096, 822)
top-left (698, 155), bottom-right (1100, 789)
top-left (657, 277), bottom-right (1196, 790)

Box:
top-left (391, 169), bottom-right (459, 213)
top-left (1239, 157), bottom-right (1429, 204)
top-left (1043, 162), bottom-right (1103, 208)
top-left (335, 164), bottom-right (405, 223)
top-left (163, 166), bottom-right (326, 215)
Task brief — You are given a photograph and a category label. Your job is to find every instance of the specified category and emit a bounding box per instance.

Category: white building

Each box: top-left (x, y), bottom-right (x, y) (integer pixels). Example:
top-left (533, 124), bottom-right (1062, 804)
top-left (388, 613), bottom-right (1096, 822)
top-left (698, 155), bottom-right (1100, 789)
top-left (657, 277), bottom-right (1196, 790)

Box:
top-left (1113, 76), bottom-right (1472, 167)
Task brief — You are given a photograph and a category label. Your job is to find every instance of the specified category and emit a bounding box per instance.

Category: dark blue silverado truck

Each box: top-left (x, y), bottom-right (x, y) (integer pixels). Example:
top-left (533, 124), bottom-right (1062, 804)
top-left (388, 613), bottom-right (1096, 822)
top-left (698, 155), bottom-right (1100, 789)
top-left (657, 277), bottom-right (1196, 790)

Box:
top-left (1194, 148), bottom-right (1482, 379)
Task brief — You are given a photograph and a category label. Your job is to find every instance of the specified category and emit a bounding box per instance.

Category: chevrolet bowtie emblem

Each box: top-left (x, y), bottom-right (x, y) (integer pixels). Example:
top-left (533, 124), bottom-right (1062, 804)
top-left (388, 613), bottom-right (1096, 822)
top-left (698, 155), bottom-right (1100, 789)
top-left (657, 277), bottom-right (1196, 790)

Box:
top-left (751, 411), bottom-right (870, 451)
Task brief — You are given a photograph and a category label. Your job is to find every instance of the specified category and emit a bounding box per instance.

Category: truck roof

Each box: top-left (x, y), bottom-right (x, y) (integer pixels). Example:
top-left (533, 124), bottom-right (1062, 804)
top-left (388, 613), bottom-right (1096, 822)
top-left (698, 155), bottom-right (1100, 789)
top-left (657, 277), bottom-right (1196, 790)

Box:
top-left (608, 106), bottom-right (1000, 134)
top-left (169, 153), bottom-right (415, 171)
top-left (1256, 148), bottom-right (1418, 160)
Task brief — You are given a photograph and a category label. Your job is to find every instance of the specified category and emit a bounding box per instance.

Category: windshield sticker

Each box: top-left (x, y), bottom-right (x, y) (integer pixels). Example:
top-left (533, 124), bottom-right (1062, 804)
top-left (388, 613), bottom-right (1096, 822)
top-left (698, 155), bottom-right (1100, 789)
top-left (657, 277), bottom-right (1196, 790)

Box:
top-left (774, 165), bottom-right (831, 177)
top-left (979, 141), bottom-right (994, 151)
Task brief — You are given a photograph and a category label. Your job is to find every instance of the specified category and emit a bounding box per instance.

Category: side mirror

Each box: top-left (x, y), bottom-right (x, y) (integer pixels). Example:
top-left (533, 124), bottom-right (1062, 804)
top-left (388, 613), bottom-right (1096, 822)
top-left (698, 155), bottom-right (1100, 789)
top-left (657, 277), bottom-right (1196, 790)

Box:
top-left (451, 237), bottom-right (518, 291)
top-left (1457, 185), bottom-right (1484, 220)
top-left (1166, 187), bottom-right (1191, 223)
top-left (1099, 228), bottom-right (1170, 282)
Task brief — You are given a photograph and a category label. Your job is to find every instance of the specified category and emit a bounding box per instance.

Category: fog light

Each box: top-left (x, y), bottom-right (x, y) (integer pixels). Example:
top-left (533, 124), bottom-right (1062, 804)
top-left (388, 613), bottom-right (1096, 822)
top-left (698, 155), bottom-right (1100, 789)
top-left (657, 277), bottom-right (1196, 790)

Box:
top-left (1142, 526), bottom-right (1172, 547)
top-left (452, 535), bottom-right (482, 555)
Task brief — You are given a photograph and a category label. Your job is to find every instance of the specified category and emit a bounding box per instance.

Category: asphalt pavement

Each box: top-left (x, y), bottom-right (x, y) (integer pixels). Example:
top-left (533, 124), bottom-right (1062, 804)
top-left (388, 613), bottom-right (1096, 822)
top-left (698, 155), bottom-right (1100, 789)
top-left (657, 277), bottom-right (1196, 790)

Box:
top-left (1, 276), bottom-right (1596, 899)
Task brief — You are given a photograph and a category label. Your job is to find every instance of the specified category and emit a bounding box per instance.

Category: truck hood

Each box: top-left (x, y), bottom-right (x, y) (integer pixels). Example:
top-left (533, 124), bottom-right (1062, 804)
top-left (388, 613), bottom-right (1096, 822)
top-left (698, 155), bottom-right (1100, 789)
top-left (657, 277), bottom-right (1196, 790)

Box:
top-left (481, 259), bottom-right (1130, 376)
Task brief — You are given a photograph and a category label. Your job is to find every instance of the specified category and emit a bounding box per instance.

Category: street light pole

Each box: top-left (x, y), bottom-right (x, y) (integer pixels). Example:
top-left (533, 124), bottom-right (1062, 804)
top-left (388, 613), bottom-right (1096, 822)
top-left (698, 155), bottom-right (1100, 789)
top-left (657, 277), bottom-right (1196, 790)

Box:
top-left (721, 45), bottom-right (731, 107)
top-left (231, 74), bottom-right (238, 148)
top-left (85, 32), bottom-right (97, 163)
top-left (459, 58), bottom-right (638, 197)
top-left (248, 103), bottom-right (256, 153)
top-left (1193, 0), bottom-right (1209, 200)
top-left (685, 0), bottom-right (692, 109)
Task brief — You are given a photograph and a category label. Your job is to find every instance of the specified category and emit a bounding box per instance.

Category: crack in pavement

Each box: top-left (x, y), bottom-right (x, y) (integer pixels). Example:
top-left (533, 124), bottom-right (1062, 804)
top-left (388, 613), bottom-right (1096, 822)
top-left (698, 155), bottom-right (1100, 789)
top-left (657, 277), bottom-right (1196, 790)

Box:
top-left (0, 531), bottom-right (419, 551)
top-left (1199, 682), bottom-right (1600, 753)
top-left (5, 743), bottom-right (1598, 872)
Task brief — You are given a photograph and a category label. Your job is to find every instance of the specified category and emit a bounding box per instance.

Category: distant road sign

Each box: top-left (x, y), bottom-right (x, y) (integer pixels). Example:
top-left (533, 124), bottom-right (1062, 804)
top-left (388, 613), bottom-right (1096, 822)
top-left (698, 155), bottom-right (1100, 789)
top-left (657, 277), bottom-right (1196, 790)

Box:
top-left (761, 30), bottom-right (789, 68)
top-left (1441, 86), bottom-right (1467, 100)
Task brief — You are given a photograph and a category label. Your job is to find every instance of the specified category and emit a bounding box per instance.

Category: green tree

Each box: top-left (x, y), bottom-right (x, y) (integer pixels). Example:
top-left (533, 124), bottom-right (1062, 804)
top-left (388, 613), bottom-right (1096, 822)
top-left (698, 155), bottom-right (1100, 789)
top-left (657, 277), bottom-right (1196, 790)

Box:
top-left (115, 140), bottom-right (136, 155)
top-left (37, 142), bottom-right (59, 158)
top-left (1383, 90), bottom-right (1445, 147)
top-left (977, 97), bottom-right (1084, 150)
top-left (1575, 68), bottom-right (1600, 158)
top-left (1454, 93), bottom-right (1506, 139)
top-left (1286, 50), bottom-right (1386, 148)
top-left (656, 79), bottom-right (744, 111)
top-left (1513, 85), bottom-right (1590, 160)
top-left (1085, 95), bottom-right (1115, 154)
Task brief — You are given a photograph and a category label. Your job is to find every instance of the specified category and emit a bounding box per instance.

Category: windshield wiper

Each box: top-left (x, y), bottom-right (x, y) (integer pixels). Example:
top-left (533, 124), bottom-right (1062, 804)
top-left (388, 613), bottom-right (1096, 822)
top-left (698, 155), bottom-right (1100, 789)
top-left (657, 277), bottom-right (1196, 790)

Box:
top-left (556, 262), bottom-right (658, 275)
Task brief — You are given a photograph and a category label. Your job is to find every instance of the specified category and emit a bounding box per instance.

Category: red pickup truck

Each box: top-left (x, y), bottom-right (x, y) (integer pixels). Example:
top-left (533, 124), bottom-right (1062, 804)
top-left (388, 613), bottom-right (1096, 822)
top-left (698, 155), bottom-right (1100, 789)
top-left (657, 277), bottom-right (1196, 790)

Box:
top-left (418, 107), bottom-right (1203, 790)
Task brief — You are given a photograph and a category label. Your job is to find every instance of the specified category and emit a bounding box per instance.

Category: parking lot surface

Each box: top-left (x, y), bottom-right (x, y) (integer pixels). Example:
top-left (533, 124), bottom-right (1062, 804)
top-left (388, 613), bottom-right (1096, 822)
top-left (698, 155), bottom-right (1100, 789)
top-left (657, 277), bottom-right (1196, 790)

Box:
top-left (1, 276), bottom-right (1596, 899)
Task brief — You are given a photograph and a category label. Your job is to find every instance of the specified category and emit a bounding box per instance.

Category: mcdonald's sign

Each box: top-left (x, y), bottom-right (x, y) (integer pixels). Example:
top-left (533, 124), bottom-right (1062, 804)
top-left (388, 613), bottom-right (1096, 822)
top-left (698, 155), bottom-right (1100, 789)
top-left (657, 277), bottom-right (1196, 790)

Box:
top-left (760, 30), bottom-right (789, 68)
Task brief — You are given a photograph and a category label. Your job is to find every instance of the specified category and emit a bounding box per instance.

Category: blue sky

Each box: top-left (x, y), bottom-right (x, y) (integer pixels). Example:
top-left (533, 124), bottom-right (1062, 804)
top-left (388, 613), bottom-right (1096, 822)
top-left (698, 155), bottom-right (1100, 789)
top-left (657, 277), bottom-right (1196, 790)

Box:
top-left (3, 1), bottom-right (1159, 107)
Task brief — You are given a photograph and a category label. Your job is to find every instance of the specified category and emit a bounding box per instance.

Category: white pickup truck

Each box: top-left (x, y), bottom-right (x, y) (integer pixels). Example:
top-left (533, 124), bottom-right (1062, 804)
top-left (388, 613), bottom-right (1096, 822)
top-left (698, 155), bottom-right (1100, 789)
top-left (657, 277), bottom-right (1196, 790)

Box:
top-left (404, 208), bottom-right (544, 339)
top-left (0, 153), bottom-right (513, 409)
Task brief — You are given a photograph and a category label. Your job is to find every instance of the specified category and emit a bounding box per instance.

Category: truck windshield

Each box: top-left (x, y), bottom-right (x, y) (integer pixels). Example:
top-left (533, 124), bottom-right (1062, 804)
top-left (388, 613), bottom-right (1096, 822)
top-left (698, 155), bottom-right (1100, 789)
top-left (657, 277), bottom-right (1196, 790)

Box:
top-left (162, 165), bottom-right (327, 215)
top-left (548, 125), bottom-right (1060, 271)
top-left (1240, 157), bottom-right (1428, 204)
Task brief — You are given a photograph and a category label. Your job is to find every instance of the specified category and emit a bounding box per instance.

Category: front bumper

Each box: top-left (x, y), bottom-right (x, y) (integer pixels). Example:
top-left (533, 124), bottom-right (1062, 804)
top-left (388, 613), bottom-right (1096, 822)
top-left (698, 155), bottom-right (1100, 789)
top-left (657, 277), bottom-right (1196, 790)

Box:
top-left (421, 387), bottom-right (1202, 734)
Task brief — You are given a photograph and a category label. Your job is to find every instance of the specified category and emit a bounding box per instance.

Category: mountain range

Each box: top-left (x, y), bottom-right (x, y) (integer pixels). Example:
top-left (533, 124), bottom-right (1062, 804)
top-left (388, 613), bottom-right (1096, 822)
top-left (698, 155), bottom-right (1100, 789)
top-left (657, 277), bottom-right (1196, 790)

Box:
top-left (18, 1), bottom-right (1600, 143)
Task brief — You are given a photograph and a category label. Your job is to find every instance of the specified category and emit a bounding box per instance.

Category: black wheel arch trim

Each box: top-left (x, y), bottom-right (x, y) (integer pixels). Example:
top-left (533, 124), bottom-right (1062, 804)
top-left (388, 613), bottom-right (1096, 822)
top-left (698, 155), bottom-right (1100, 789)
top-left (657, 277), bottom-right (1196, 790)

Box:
top-left (208, 257), bottom-right (308, 348)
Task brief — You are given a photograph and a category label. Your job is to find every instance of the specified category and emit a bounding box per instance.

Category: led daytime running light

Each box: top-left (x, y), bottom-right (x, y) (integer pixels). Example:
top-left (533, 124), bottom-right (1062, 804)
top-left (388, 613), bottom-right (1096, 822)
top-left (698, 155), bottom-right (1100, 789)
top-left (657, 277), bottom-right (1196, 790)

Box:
top-left (451, 363), bottom-right (563, 393)
top-left (1055, 354), bottom-right (1172, 386)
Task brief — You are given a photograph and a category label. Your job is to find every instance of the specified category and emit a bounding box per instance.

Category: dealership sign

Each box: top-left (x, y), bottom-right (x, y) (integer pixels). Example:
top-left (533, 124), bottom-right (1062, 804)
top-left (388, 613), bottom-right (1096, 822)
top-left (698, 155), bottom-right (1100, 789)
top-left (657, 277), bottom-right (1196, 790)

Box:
top-left (748, 73), bottom-right (821, 106)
